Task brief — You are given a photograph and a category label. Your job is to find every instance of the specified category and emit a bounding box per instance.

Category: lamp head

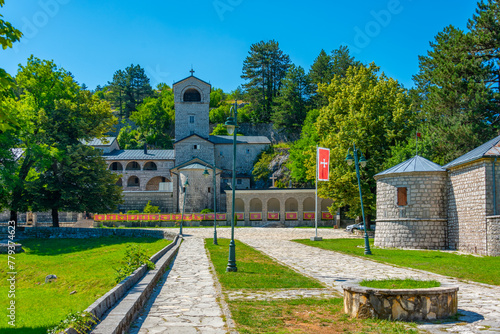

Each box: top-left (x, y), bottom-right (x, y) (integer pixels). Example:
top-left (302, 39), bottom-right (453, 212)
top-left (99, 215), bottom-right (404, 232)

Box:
top-left (203, 168), bottom-right (210, 178)
top-left (345, 152), bottom-right (354, 166)
top-left (225, 116), bottom-right (237, 135)
top-left (184, 178), bottom-right (189, 187)
top-left (359, 153), bottom-right (367, 168)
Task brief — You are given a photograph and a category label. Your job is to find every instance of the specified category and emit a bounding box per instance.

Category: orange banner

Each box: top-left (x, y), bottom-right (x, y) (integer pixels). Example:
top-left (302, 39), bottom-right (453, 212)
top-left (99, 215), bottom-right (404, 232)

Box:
top-left (94, 214), bottom-right (105, 221)
top-left (173, 214), bottom-right (182, 221)
top-left (235, 213), bottom-right (244, 220)
top-left (128, 214), bottom-right (138, 221)
top-left (303, 212), bottom-right (315, 220)
top-left (216, 213), bottom-right (226, 220)
top-left (160, 214), bottom-right (171, 221)
top-left (322, 212), bottom-right (334, 220)
top-left (205, 213), bottom-right (215, 220)
top-left (117, 214), bottom-right (127, 221)
top-left (285, 212), bottom-right (298, 220)
top-left (250, 212), bottom-right (262, 220)
top-left (268, 212), bottom-right (279, 220)
top-left (193, 214), bottom-right (204, 221)
top-left (138, 214), bottom-right (148, 220)
top-left (149, 214), bottom-right (159, 221)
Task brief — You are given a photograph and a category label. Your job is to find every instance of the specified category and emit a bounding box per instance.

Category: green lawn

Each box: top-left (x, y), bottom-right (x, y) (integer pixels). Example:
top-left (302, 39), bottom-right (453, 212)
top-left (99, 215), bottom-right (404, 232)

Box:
top-left (0, 237), bottom-right (171, 334)
top-left (294, 238), bottom-right (500, 286)
top-left (205, 238), bottom-right (323, 289)
top-left (229, 298), bottom-right (418, 334)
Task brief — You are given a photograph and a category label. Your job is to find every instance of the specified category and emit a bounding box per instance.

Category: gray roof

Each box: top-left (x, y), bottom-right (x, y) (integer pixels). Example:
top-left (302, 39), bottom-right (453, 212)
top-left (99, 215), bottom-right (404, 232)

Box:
top-left (443, 135), bottom-right (500, 169)
top-left (375, 155), bottom-right (444, 177)
top-left (84, 137), bottom-right (117, 146)
top-left (209, 135), bottom-right (271, 145)
top-left (102, 149), bottom-right (175, 161)
top-left (178, 163), bottom-right (209, 170)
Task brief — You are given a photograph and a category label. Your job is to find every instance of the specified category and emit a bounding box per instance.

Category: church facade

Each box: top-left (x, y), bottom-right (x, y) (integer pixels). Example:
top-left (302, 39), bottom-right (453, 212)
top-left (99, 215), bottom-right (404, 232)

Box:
top-left (102, 73), bottom-right (271, 214)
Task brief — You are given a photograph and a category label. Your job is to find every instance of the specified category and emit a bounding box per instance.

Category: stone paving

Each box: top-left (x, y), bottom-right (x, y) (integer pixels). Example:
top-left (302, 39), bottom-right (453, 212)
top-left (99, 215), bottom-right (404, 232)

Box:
top-left (129, 237), bottom-right (227, 334)
top-left (131, 227), bottom-right (500, 334)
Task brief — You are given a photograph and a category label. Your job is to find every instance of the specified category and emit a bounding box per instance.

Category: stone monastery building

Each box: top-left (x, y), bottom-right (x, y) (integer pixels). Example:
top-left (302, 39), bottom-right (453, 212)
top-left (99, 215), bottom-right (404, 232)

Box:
top-left (100, 73), bottom-right (271, 214)
top-left (374, 136), bottom-right (500, 256)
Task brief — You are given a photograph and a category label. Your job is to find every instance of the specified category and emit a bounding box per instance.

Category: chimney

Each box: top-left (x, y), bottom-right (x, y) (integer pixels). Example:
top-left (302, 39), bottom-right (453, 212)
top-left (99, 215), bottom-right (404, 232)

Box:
top-left (144, 142), bottom-right (147, 155)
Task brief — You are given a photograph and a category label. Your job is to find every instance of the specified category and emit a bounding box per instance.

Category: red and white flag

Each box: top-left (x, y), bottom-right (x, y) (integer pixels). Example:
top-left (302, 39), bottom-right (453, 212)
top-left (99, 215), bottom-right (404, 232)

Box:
top-left (317, 147), bottom-right (330, 181)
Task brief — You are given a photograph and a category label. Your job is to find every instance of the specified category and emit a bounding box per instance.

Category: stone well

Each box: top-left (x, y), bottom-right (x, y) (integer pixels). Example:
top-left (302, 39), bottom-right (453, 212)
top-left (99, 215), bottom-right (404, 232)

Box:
top-left (342, 282), bottom-right (458, 321)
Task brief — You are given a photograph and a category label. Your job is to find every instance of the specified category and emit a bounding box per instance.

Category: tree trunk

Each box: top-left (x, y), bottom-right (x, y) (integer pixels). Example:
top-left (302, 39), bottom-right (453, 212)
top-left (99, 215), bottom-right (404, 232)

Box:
top-left (9, 210), bottom-right (17, 228)
top-left (51, 207), bottom-right (60, 227)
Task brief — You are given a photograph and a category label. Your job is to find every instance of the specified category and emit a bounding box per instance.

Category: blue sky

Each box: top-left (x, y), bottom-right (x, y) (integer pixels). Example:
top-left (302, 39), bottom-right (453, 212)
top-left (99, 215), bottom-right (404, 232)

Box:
top-left (1, 0), bottom-right (479, 92)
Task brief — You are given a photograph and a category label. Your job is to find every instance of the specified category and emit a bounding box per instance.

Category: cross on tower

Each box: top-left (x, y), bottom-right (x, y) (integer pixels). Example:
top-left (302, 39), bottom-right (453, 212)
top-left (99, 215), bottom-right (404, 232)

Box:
top-left (320, 159), bottom-right (328, 168)
top-left (190, 68), bottom-right (195, 76)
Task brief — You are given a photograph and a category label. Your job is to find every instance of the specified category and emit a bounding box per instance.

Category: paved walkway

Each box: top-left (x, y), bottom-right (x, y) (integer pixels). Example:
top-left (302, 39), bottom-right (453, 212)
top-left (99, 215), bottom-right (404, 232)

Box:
top-left (130, 228), bottom-right (500, 334)
top-left (129, 237), bottom-right (227, 334)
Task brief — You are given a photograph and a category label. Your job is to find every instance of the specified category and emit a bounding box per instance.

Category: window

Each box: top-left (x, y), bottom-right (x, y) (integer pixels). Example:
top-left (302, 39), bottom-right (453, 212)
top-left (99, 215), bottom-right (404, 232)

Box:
top-left (193, 144), bottom-right (200, 150)
top-left (246, 149), bottom-right (250, 154)
top-left (183, 88), bottom-right (201, 102)
top-left (397, 187), bottom-right (408, 206)
top-left (189, 115), bottom-right (195, 124)
top-left (237, 179), bottom-right (242, 185)
top-left (208, 187), bottom-right (211, 193)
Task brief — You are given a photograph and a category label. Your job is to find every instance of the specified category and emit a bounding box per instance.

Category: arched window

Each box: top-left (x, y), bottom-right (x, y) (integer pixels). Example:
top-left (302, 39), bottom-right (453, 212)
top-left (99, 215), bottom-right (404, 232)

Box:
top-left (144, 162), bottom-right (157, 171)
top-left (303, 197), bottom-right (315, 211)
top-left (126, 161), bottom-right (141, 171)
top-left (285, 198), bottom-right (298, 212)
top-left (127, 176), bottom-right (140, 187)
top-left (109, 162), bottom-right (123, 171)
top-left (116, 178), bottom-right (123, 187)
top-left (183, 88), bottom-right (201, 102)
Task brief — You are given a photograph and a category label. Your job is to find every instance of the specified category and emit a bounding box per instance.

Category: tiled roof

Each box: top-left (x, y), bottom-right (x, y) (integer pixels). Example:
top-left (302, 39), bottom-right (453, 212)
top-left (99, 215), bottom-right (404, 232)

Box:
top-left (178, 163), bottom-right (209, 170)
top-left (84, 137), bottom-right (117, 146)
top-left (443, 135), bottom-right (500, 169)
top-left (102, 150), bottom-right (175, 160)
top-left (172, 75), bottom-right (211, 87)
top-left (209, 135), bottom-right (271, 144)
top-left (375, 155), bottom-right (444, 177)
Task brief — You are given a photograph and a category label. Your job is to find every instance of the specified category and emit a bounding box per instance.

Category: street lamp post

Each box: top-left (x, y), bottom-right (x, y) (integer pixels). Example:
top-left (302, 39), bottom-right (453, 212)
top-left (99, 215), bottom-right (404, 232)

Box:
top-left (345, 144), bottom-right (372, 255)
top-left (225, 102), bottom-right (238, 272)
top-left (203, 165), bottom-right (219, 245)
top-left (180, 177), bottom-right (189, 236)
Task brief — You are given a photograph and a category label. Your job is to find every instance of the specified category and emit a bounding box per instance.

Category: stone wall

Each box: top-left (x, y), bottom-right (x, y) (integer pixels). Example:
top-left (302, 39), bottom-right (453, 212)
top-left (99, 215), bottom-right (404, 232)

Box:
top-left (210, 123), bottom-right (299, 144)
top-left (374, 219), bottom-right (448, 250)
top-left (215, 142), bottom-right (269, 175)
top-left (375, 172), bottom-right (447, 220)
top-left (447, 160), bottom-right (488, 254)
top-left (111, 159), bottom-right (175, 192)
top-left (0, 211), bottom-right (80, 223)
top-left (177, 170), bottom-right (222, 213)
top-left (0, 226), bottom-right (177, 240)
top-left (486, 215), bottom-right (500, 256)
top-left (174, 137), bottom-right (215, 166)
top-left (119, 191), bottom-right (175, 213)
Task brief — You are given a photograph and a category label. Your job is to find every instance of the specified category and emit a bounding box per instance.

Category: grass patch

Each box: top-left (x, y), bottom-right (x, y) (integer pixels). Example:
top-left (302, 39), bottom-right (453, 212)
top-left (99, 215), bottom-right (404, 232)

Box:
top-left (229, 297), bottom-right (418, 334)
top-left (360, 278), bottom-right (441, 289)
top-left (294, 238), bottom-right (500, 286)
top-left (0, 237), bottom-right (171, 334)
top-left (205, 238), bottom-right (323, 289)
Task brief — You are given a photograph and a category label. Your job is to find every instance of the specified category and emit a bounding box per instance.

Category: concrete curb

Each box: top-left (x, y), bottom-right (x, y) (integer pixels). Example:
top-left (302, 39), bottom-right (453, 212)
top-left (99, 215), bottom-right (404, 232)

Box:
top-left (88, 235), bottom-right (181, 334)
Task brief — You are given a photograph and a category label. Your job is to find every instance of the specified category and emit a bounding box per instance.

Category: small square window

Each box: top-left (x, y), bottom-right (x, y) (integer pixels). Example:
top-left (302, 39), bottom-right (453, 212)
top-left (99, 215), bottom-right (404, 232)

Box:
top-left (193, 144), bottom-right (200, 150)
top-left (397, 187), bottom-right (408, 206)
top-left (246, 149), bottom-right (250, 154)
top-left (237, 179), bottom-right (242, 185)
top-left (189, 115), bottom-right (195, 124)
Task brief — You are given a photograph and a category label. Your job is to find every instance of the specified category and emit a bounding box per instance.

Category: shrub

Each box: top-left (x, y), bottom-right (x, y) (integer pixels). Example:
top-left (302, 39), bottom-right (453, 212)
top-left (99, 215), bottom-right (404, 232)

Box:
top-left (114, 245), bottom-right (155, 283)
top-left (47, 311), bottom-right (98, 334)
top-left (127, 210), bottom-right (140, 214)
top-left (143, 201), bottom-right (160, 213)
top-left (201, 208), bottom-right (214, 214)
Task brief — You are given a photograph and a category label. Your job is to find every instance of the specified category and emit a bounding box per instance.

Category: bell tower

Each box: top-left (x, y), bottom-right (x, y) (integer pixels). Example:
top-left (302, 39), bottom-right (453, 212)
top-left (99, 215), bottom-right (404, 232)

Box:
top-left (173, 70), bottom-right (211, 140)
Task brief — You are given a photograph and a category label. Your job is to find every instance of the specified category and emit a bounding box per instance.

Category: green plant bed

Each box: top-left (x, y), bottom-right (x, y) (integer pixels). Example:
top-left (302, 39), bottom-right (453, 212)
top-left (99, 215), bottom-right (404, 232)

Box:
top-left (294, 238), bottom-right (500, 286)
top-left (0, 237), bottom-right (171, 334)
top-left (205, 238), bottom-right (323, 289)
top-left (360, 278), bottom-right (441, 289)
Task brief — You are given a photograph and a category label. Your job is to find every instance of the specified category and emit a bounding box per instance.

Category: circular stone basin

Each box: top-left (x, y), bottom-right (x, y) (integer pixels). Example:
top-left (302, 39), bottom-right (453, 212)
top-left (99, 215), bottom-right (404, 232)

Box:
top-left (342, 281), bottom-right (458, 321)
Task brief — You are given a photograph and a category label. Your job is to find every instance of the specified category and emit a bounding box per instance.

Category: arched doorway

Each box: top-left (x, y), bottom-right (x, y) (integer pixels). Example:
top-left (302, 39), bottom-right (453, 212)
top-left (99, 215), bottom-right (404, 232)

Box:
top-left (285, 198), bottom-right (298, 211)
top-left (303, 197), bottom-right (315, 211)
top-left (250, 198), bottom-right (262, 212)
top-left (267, 198), bottom-right (280, 212)
top-left (235, 198), bottom-right (245, 212)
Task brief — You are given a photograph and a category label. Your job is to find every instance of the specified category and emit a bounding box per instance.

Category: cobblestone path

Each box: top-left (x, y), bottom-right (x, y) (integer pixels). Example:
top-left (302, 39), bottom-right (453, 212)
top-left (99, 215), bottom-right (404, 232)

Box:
top-left (129, 237), bottom-right (227, 334)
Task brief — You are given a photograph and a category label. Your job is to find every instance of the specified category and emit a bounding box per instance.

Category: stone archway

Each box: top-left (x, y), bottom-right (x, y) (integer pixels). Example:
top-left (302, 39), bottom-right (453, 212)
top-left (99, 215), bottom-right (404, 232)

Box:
top-left (235, 198), bottom-right (245, 212)
top-left (303, 197), bottom-right (315, 211)
top-left (109, 162), bottom-right (123, 171)
top-left (285, 198), bottom-right (298, 211)
top-left (250, 198), bottom-right (262, 212)
top-left (126, 161), bottom-right (141, 171)
top-left (127, 176), bottom-right (140, 188)
top-left (146, 176), bottom-right (170, 191)
top-left (267, 198), bottom-right (280, 212)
